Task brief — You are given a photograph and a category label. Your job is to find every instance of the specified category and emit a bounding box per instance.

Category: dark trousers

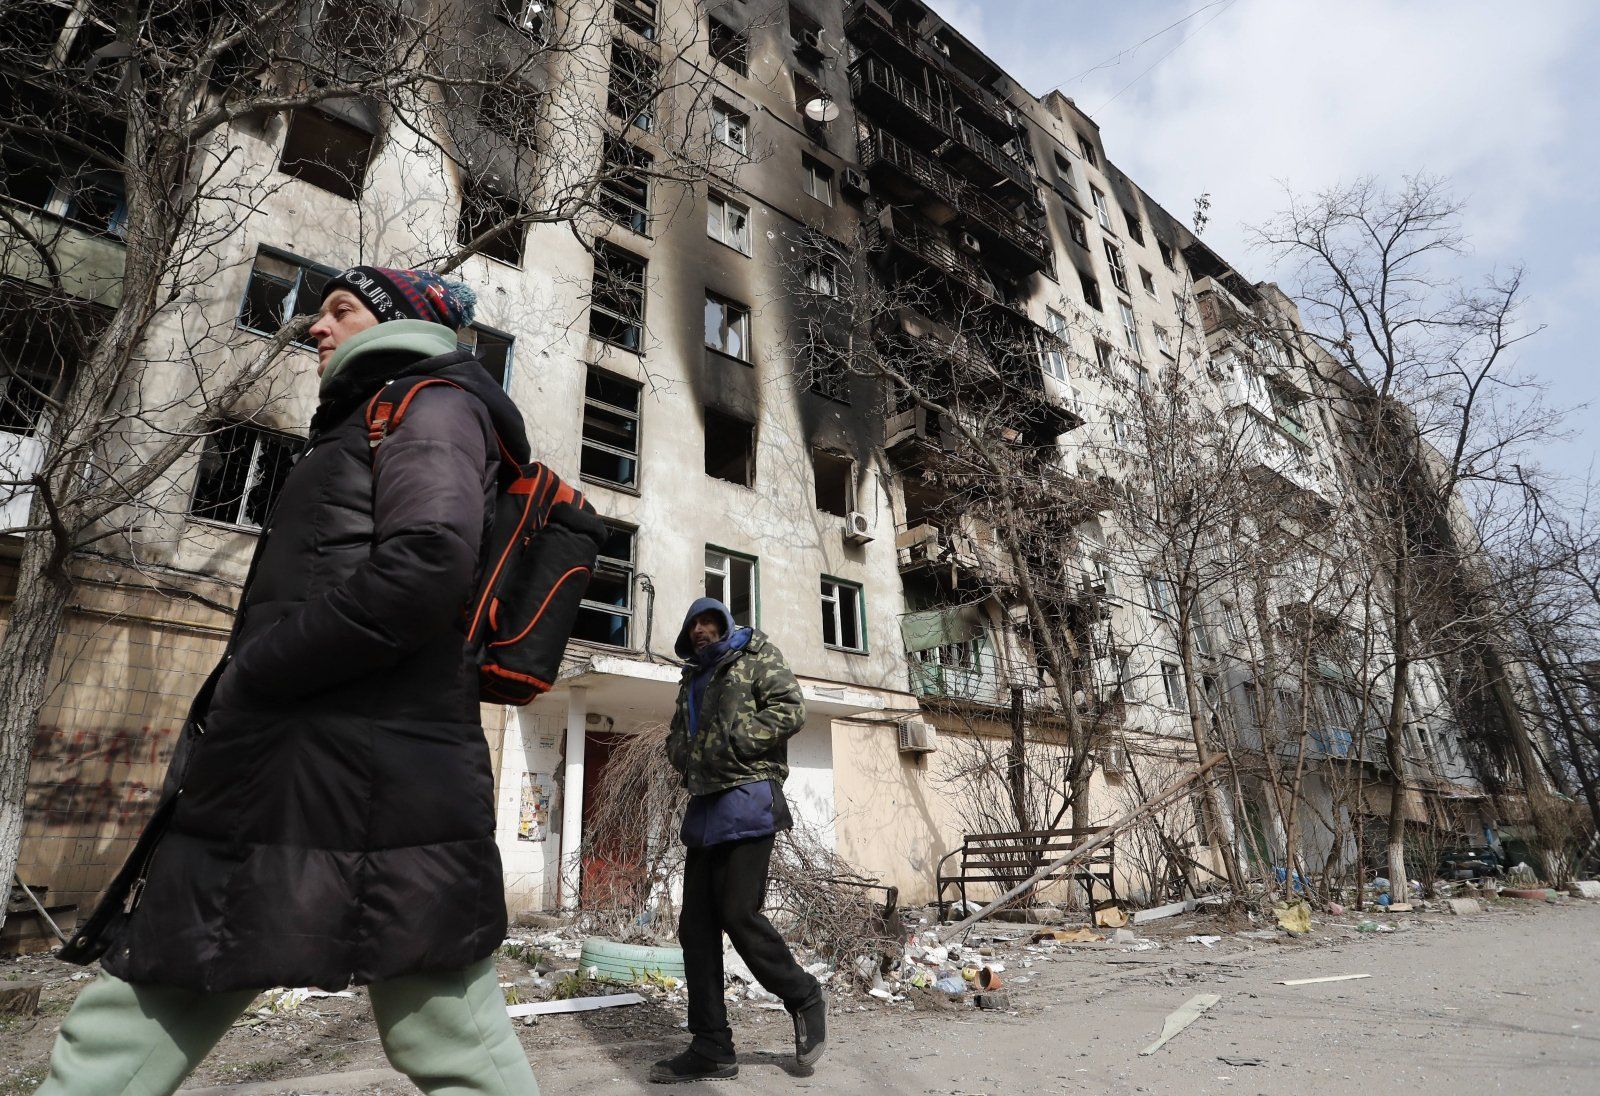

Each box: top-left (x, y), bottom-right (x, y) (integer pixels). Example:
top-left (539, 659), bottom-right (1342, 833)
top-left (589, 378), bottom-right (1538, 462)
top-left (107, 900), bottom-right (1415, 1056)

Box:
top-left (679, 835), bottom-right (820, 1062)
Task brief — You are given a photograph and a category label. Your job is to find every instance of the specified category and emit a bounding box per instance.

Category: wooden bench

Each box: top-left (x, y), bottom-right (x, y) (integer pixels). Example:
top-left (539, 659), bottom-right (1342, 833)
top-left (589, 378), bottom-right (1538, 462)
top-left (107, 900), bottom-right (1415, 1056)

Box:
top-left (935, 827), bottom-right (1117, 921)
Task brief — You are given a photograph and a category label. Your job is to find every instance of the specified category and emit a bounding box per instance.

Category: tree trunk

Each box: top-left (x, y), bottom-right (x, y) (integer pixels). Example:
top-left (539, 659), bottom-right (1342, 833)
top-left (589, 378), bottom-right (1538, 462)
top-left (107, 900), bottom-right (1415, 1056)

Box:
top-left (0, 532), bottom-right (76, 933)
top-left (1177, 603), bottom-right (1244, 892)
top-left (1384, 656), bottom-right (1412, 903)
top-left (1008, 686), bottom-right (1027, 832)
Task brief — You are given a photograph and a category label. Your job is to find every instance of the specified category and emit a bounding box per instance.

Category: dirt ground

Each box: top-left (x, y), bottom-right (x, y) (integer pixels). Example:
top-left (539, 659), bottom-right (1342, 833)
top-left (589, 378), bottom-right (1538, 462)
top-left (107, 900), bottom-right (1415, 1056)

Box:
top-left (2, 896), bottom-right (1597, 1095)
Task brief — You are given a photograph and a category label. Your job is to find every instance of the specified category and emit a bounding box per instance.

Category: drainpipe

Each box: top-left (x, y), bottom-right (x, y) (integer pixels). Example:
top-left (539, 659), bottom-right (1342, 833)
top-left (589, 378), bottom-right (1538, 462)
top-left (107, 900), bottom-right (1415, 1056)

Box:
top-left (559, 686), bottom-right (588, 910)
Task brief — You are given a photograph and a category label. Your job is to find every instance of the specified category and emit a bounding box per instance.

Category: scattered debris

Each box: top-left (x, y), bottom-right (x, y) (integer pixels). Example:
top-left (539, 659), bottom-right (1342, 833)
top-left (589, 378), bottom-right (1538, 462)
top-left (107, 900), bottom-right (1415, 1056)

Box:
top-left (1274, 901), bottom-right (1312, 936)
top-left (1185, 935), bottom-right (1222, 948)
top-left (1031, 928), bottom-right (1103, 944)
top-left (506, 992), bottom-right (644, 1017)
top-left (1278, 974), bottom-right (1370, 986)
top-left (1447, 898), bottom-right (1483, 916)
top-left (1569, 881), bottom-right (1600, 900)
top-left (1133, 899), bottom-right (1196, 925)
top-left (0, 979), bottom-right (41, 1017)
top-left (1218, 1055), bottom-right (1265, 1067)
top-left (1140, 993), bottom-right (1221, 1056)
top-left (973, 992), bottom-right (1011, 1010)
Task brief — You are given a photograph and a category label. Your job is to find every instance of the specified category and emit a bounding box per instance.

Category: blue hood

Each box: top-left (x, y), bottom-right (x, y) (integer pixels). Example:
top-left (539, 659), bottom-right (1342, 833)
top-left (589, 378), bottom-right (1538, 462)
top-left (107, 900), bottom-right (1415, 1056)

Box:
top-left (675, 597), bottom-right (737, 660)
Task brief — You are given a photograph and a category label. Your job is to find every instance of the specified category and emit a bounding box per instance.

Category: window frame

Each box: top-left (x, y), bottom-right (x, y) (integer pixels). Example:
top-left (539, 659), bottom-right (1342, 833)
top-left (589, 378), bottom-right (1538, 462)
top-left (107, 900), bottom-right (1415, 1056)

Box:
top-left (580, 366), bottom-right (642, 489)
top-left (276, 107), bottom-right (376, 201)
top-left (703, 292), bottom-right (751, 362)
top-left (1090, 186), bottom-right (1111, 230)
top-left (802, 155), bottom-right (834, 205)
top-left (1077, 134), bottom-right (1098, 167)
top-left (457, 324), bottom-right (515, 388)
top-left (1119, 299), bottom-right (1142, 354)
top-left (708, 15), bottom-right (749, 76)
top-left (820, 575), bottom-right (867, 653)
top-left (236, 247), bottom-right (339, 348)
top-left (614, 0), bottom-right (657, 40)
top-left (1103, 239), bottom-right (1129, 294)
top-left (456, 179), bottom-right (527, 267)
top-left (1123, 209), bottom-right (1145, 245)
top-left (607, 38), bottom-right (660, 132)
top-left (1040, 307), bottom-right (1071, 381)
top-left (1161, 661), bottom-right (1188, 711)
top-left (589, 243), bottom-right (648, 352)
top-left (598, 135), bottom-right (653, 236)
top-left (1064, 210), bottom-right (1088, 249)
top-left (704, 545), bottom-right (759, 628)
top-left (1079, 269), bottom-right (1102, 312)
top-left (574, 520), bottom-right (637, 648)
top-left (187, 420), bottom-right (301, 532)
top-left (712, 100), bottom-right (750, 154)
top-left (706, 191), bottom-right (752, 255)
top-left (703, 406), bottom-right (757, 486)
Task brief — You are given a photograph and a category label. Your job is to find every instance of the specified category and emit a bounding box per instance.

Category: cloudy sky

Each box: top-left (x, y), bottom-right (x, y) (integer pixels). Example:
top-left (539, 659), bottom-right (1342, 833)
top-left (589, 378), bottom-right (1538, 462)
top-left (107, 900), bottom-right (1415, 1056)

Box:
top-left (935, 0), bottom-right (1600, 481)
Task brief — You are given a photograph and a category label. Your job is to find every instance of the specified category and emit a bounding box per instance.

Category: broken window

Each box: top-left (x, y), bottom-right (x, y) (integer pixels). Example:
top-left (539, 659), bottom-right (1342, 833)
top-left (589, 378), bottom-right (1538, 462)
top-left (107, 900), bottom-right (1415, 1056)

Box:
top-left (1064, 210), bottom-right (1088, 249)
top-left (1077, 134), bottom-right (1097, 167)
top-left (1140, 266), bottom-right (1156, 296)
top-left (704, 293), bottom-right (750, 361)
top-left (1161, 662), bottom-right (1188, 711)
top-left (495, 0), bottom-right (547, 38)
top-left (804, 251), bottom-right (838, 296)
top-left (705, 547), bottom-right (757, 627)
top-left (479, 77), bottom-right (541, 152)
top-left (589, 244), bottom-right (646, 351)
top-left (457, 325), bottom-right (513, 386)
top-left (1090, 185), bottom-right (1111, 230)
top-left (277, 108), bottom-right (376, 200)
top-left (573, 521), bottom-right (635, 647)
top-left (789, 4), bottom-right (822, 55)
top-left (704, 408), bottom-right (755, 486)
top-left (614, 0), bottom-right (656, 39)
top-left (580, 367), bottom-right (641, 487)
top-left (1154, 325), bottom-right (1173, 358)
top-left (1040, 307), bottom-right (1070, 381)
top-left (1123, 209), bottom-right (1145, 245)
top-left (804, 342), bottom-right (849, 402)
top-left (239, 250), bottom-right (336, 347)
top-left (1159, 239), bottom-right (1177, 271)
top-left (820, 577), bottom-right (864, 651)
top-left (598, 136), bottom-right (651, 235)
top-left (712, 100), bottom-right (749, 154)
top-left (1119, 300), bottom-right (1141, 354)
top-left (812, 449), bottom-right (854, 516)
top-left (1, 139), bottom-right (127, 237)
top-left (607, 38), bottom-right (659, 132)
top-left (457, 180), bottom-right (526, 266)
top-left (709, 16), bottom-right (748, 75)
top-left (1103, 240), bottom-right (1129, 294)
top-left (0, 302), bottom-right (77, 436)
top-left (706, 192), bottom-right (751, 254)
top-left (189, 422), bottom-right (299, 530)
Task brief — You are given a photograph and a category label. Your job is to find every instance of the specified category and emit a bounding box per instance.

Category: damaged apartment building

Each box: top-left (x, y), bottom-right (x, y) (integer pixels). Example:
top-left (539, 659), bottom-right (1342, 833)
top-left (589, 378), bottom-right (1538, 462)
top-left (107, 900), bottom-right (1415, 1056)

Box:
top-left (1, 0), bottom-right (1524, 941)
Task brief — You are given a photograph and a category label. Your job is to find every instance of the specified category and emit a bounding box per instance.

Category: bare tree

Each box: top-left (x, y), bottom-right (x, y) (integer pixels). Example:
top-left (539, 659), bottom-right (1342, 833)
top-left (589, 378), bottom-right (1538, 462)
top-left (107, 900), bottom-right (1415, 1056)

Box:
top-left (0, 0), bottom-right (734, 927)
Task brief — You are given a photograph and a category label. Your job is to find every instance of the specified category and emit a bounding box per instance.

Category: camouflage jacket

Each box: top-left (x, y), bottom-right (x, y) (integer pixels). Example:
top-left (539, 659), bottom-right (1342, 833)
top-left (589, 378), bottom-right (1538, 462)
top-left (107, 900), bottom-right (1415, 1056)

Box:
top-left (666, 631), bottom-right (806, 796)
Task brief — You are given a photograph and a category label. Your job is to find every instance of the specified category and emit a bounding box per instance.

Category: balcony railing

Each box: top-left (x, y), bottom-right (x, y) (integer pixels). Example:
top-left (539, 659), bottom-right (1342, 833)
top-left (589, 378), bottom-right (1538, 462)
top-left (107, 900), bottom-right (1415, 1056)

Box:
top-left (845, 0), bottom-right (1019, 138)
top-left (869, 206), bottom-right (1007, 305)
top-left (858, 126), bottom-right (965, 211)
top-left (850, 56), bottom-right (1032, 191)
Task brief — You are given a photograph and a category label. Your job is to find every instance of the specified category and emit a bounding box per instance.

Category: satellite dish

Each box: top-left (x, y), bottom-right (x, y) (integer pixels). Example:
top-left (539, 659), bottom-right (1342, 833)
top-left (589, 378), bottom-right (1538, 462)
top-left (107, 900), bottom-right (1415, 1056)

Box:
top-left (804, 97), bottom-right (841, 123)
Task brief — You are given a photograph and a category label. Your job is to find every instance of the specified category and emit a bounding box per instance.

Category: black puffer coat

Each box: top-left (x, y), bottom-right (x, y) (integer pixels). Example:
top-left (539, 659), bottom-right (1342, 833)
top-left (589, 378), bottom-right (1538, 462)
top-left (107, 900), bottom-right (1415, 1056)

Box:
top-left (62, 325), bottom-right (529, 992)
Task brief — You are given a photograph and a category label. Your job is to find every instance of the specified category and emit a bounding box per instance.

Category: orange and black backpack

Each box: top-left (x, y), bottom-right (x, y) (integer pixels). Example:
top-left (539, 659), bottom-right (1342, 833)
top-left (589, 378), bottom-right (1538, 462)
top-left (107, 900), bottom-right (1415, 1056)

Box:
top-left (365, 377), bottom-right (607, 704)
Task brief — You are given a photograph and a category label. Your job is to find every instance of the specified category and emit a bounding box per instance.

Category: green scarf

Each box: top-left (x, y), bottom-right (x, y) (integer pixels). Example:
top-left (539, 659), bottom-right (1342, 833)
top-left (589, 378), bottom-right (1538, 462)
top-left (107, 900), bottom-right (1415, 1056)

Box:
top-left (318, 319), bottom-right (459, 396)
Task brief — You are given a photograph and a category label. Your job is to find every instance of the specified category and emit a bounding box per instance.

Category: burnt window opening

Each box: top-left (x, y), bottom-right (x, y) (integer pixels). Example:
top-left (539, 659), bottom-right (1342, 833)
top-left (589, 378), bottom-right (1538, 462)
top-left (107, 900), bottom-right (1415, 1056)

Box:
top-left (704, 293), bottom-right (750, 362)
top-left (607, 39), bottom-right (659, 132)
top-left (789, 4), bottom-right (823, 57)
top-left (573, 520), bottom-right (635, 647)
top-left (1077, 134), bottom-right (1097, 167)
top-left (1139, 266), bottom-right (1157, 296)
top-left (704, 408), bottom-right (755, 486)
top-left (479, 78), bottom-right (542, 152)
top-left (580, 367), bottom-right (640, 488)
top-left (1064, 210), bottom-right (1088, 249)
top-left (457, 325), bottom-right (513, 387)
top-left (803, 250), bottom-right (838, 296)
top-left (1159, 239), bottom-right (1177, 271)
top-left (589, 244), bottom-right (646, 351)
top-left (804, 343), bottom-right (849, 402)
top-left (615, 0), bottom-right (657, 40)
top-left (1094, 339), bottom-right (1115, 372)
top-left (708, 16), bottom-right (748, 75)
top-left (277, 109), bottom-right (375, 200)
top-left (599, 136), bottom-right (651, 236)
top-left (457, 181), bottom-right (527, 266)
top-left (1103, 240), bottom-right (1129, 294)
top-left (0, 303), bottom-right (81, 436)
top-left (812, 449), bottom-right (854, 517)
top-left (239, 250), bottom-right (336, 347)
top-left (1123, 209), bottom-right (1145, 245)
top-left (11, 0), bottom-right (74, 63)
top-left (189, 421), bottom-right (299, 530)
top-left (1, 141), bottom-right (128, 238)
top-left (1078, 269), bottom-right (1102, 312)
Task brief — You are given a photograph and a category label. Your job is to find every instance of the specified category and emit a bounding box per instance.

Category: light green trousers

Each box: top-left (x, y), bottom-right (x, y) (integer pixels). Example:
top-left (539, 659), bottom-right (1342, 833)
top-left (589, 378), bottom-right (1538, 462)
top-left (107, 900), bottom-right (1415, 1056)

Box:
top-left (36, 957), bottom-right (539, 1096)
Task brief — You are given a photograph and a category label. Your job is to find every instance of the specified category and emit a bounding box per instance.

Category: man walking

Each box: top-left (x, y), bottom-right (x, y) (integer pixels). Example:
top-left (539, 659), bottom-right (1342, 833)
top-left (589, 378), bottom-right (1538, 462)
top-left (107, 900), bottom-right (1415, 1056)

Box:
top-left (651, 598), bottom-right (827, 1084)
top-left (42, 267), bottom-right (540, 1095)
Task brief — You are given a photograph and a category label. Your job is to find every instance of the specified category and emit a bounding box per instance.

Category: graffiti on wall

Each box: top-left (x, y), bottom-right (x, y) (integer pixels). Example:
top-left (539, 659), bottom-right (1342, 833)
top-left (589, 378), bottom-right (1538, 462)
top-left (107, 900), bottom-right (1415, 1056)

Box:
top-left (25, 722), bottom-right (178, 830)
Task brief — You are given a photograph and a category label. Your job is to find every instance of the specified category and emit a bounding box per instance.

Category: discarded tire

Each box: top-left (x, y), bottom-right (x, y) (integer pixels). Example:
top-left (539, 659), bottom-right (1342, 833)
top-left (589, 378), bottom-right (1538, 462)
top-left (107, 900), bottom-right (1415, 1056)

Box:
top-left (578, 938), bottom-right (686, 982)
top-left (1501, 888), bottom-right (1555, 901)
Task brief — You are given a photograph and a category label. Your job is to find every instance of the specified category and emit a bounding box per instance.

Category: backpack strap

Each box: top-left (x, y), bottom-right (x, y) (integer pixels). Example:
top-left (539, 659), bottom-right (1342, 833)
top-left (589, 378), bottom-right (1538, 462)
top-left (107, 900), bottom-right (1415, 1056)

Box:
top-left (363, 376), bottom-right (520, 467)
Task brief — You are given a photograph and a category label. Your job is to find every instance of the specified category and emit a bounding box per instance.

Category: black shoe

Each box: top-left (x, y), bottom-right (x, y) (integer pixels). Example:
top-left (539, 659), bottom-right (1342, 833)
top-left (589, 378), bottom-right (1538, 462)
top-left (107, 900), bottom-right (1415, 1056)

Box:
top-left (793, 992), bottom-right (827, 1068)
top-left (649, 1049), bottom-right (738, 1084)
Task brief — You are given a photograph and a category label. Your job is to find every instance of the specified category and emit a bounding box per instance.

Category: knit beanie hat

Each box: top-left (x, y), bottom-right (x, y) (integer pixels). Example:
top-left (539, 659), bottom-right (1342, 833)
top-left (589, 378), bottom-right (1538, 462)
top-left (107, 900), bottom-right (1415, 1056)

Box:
top-left (321, 265), bottom-right (479, 329)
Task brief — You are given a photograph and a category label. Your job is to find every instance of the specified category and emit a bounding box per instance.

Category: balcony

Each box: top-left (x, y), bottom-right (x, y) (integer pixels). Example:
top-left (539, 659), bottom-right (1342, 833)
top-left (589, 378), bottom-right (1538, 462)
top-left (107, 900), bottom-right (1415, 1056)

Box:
top-left (869, 206), bottom-right (1009, 306)
top-left (845, 0), bottom-right (1019, 140)
top-left (849, 56), bottom-right (1032, 194)
top-left (0, 199), bottom-right (126, 308)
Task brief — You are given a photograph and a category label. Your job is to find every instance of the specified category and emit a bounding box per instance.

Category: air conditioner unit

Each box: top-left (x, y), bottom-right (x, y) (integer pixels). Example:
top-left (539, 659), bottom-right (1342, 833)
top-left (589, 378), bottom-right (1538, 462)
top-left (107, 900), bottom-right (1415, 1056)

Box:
top-left (795, 27), bottom-right (824, 57)
top-left (1098, 743), bottom-right (1129, 775)
top-left (842, 511), bottom-right (874, 545)
top-left (956, 231), bottom-right (982, 253)
top-left (897, 718), bottom-right (939, 754)
top-left (841, 167), bottom-right (871, 196)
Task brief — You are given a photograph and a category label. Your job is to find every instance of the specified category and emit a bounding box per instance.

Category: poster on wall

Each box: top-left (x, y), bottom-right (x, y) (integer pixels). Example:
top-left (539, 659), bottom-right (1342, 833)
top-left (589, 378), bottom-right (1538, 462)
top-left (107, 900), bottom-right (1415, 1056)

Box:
top-left (518, 772), bottom-right (555, 842)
